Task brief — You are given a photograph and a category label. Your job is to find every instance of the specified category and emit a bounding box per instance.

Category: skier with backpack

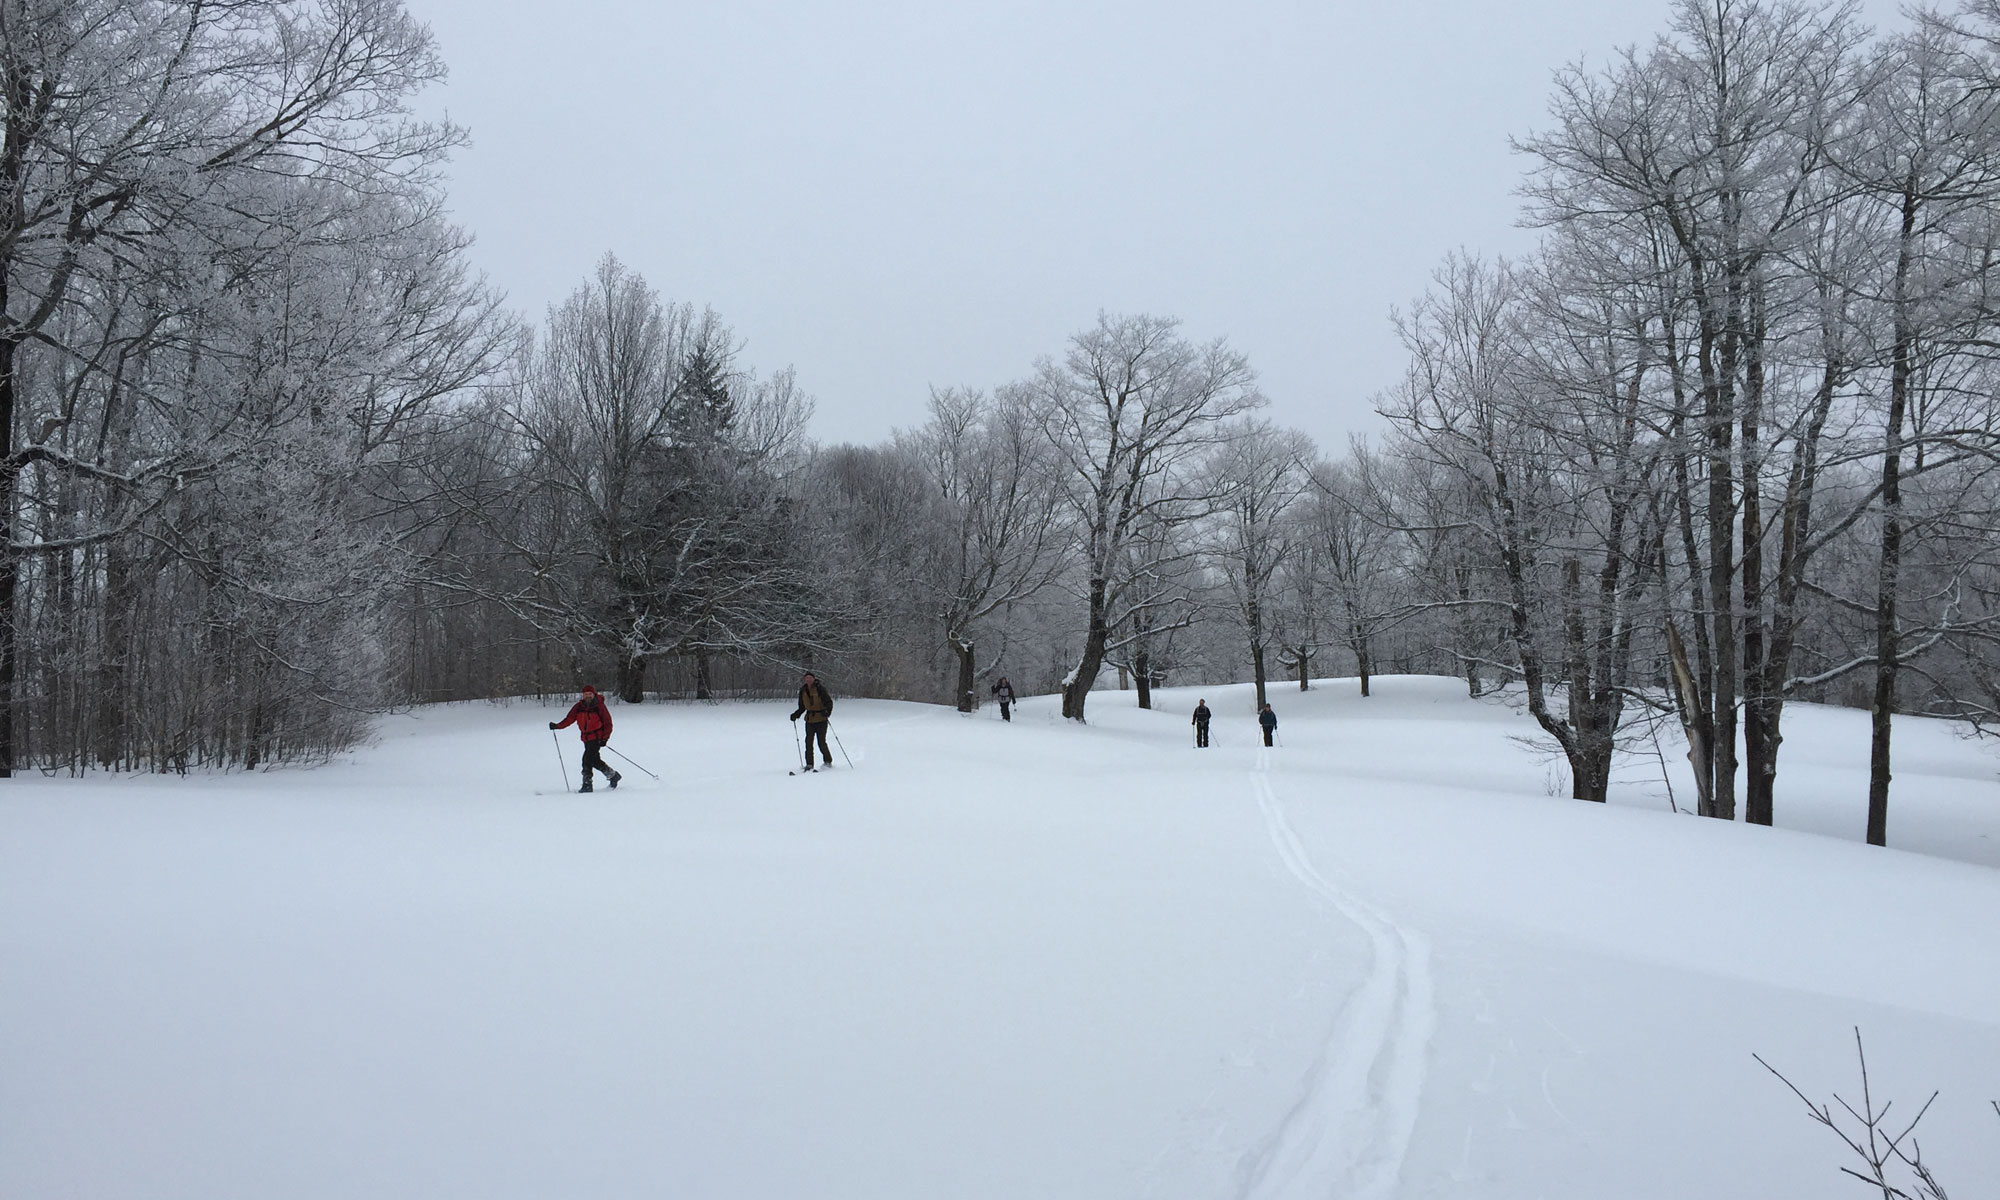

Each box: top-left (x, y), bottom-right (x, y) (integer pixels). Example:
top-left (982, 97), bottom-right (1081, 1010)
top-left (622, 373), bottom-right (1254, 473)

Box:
top-left (990, 676), bottom-right (1018, 722)
top-left (789, 671), bottom-right (835, 771)
top-left (1192, 699), bottom-right (1212, 747)
top-left (1259, 702), bottom-right (1278, 747)
top-left (550, 685), bottom-right (620, 792)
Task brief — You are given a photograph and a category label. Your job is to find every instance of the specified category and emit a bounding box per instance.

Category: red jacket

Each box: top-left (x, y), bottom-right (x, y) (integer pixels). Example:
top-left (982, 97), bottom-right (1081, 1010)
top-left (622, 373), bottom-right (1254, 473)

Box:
top-left (554, 693), bottom-right (613, 743)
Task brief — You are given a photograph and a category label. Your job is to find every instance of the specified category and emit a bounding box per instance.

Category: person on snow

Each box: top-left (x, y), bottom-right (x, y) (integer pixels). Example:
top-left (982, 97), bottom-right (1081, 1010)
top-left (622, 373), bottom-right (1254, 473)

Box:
top-left (990, 676), bottom-right (1017, 722)
top-left (1192, 699), bottom-right (1212, 747)
top-left (790, 671), bottom-right (835, 770)
top-left (550, 685), bottom-right (620, 791)
top-left (1258, 702), bottom-right (1278, 747)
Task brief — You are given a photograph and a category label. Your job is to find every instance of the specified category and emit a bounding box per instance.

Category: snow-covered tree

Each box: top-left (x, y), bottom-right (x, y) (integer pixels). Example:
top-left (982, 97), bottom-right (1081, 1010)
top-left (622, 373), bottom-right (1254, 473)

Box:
top-left (0, 0), bottom-right (496, 770)
top-left (482, 257), bottom-right (813, 702)
top-left (1030, 313), bottom-right (1263, 721)
top-left (1206, 420), bottom-right (1313, 710)
top-left (900, 386), bottom-right (1067, 712)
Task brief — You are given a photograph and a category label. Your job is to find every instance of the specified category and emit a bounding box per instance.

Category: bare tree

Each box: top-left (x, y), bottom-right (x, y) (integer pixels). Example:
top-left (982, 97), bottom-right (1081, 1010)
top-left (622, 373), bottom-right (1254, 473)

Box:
top-left (1841, 15), bottom-right (2000, 844)
top-left (803, 441), bottom-right (945, 697)
top-left (1103, 502), bottom-right (1209, 710)
top-left (1303, 445), bottom-right (1402, 697)
top-left (1376, 449), bottom-right (1506, 697)
top-left (1207, 420), bottom-right (1313, 709)
top-left (1387, 251), bottom-right (1667, 803)
top-left (900, 385), bottom-right (1067, 711)
top-left (1029, 313), bottom-right (1263, 720)
top-left (486, 257), bottom-right (813, 701)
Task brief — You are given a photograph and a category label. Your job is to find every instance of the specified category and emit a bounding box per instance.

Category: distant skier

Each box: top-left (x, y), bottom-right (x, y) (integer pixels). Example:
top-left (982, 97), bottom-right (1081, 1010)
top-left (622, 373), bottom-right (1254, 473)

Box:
top-left (790, 671), bottom-right (835, 770)
top-left (550, 685), bottom-right (620, 792)
top-left (1192, 699), bottom-right (1211, 748)
top-left (990, 676), bottom-right (1017, 722)
top-left (1258, 702), bottom-right (1278, 747)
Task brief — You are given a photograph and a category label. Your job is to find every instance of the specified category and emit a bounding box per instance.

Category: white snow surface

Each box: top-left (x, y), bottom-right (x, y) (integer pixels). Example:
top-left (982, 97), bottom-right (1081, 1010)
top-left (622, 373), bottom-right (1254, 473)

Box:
top-left (4, 675), bottom-right (1997, 1199)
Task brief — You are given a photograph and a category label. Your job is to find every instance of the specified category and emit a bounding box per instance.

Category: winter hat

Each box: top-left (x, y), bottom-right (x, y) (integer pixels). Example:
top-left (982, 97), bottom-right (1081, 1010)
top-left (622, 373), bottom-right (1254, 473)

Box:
top-left (580, 685), bottom-right (597, 696)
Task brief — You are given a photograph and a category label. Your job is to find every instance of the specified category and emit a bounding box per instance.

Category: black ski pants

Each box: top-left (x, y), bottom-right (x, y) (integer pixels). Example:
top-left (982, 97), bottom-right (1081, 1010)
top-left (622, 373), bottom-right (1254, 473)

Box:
top-left (581, 740), bottom-right (613, 786)
top-left (803, 720), bottom-right (831, 766)
top-left (999, 701), bottom-right (1012, 722)
top-left (1195, 721), bottom-right (1209, 747)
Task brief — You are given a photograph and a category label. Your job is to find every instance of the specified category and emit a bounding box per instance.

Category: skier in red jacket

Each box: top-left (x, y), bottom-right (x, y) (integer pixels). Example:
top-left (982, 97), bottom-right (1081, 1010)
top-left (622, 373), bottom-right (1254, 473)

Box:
top-left (550, 685), bottom-right (620, 792)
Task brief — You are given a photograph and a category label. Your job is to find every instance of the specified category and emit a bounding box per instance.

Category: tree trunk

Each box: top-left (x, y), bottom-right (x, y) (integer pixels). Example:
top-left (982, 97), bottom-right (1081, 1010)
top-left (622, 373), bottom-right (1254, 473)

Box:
top-left (618, 654), bottom-right (646, 704)
top-left (1572, 742), bottom-right (1613, 803)
top-left (694, 649), bottom-right (713, 701)
top-left (95, 543), bottom-right (131, 769)
top-left (1742, 280), bottom-right (1775, 826)
top-left (1562, 556), bottom-right (1611, 803)
top-left (1455, 564), bottom-right (1481, 697)
top-left (1241, 580), bottom-right (1269, 708)
top-left (1869, 183), bottom-right (1918, 849)
top-left (49, 516), bottom-right (78, 768)
top-left (0, 331), bottom-right (16, 776)
top-left (1296, 645), bottom-right (1310, 691)
top-left (953, 638), bottom-right (976, 713)
top-left (244, 634), bottom-right (273, 771)
top-left (1666, 621), bottom-right (1712, 814)
top-left (1670, 434), bottom-right (1716, 812)
top-left (1352, 622), bottom-right (1372, 697)
top-left (1061, 579), bottom-right (1109, 720)
top-left (1704, 330), bottom-right (1739, 821)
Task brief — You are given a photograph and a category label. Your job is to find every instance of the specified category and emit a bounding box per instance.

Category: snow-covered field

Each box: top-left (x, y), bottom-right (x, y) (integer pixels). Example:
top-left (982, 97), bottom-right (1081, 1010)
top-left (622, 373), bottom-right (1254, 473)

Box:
top-left (4, 676), bottom-right (1997, 1199)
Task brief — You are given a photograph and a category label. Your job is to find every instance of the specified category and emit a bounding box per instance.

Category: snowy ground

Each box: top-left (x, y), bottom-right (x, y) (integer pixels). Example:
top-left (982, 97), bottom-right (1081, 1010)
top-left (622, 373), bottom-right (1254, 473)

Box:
top-left (3, 676), bottom-right (1997, 1199)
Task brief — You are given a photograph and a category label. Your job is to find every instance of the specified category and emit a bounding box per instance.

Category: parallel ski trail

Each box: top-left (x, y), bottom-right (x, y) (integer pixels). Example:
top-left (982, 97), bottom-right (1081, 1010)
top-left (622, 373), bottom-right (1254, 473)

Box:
top-left (1239, 755), bottom-right (1435, 1200)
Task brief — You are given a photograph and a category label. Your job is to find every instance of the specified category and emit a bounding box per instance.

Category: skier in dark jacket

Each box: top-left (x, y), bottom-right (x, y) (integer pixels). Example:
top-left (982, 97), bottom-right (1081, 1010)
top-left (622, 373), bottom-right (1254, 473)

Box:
top-left (1192, 699), bottom-right (1211, 747)
top-left (550, 685), bottom-right (620, 791)
top-left (1258, 702), bottom-right (1278, 747)
top-left (790, 671), bottom-right (835, 769)
top-left (990, 676), bottom-right (1017, 722)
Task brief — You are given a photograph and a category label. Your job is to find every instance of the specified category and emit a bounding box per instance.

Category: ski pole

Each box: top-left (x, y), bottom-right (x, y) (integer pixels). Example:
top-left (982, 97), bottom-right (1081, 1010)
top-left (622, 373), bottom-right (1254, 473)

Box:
top-left (792, 719), bottom-right (805, 770)
top-left (605, 745), bottom-right (658, 779)
top-left (550, 728), bottom-right (570, 793)
top-left (831, 725), bottom-right (855, 769)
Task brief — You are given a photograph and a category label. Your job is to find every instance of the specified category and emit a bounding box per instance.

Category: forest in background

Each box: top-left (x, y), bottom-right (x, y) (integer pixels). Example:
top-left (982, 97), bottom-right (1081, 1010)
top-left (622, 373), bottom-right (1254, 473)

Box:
top-left (4, 0), bottom-right (2000, 846)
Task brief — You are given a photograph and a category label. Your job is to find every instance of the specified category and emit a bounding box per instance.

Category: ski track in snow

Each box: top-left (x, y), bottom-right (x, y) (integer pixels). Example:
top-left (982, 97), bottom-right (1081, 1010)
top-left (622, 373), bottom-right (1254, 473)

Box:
top-left (1238, 752), bottom-right (1435, 1200)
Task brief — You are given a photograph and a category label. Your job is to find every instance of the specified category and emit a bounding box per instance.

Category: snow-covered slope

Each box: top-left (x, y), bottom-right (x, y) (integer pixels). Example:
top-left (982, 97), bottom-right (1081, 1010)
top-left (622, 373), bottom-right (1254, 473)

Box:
top-left (3, 677), bottom-right (1996, 1199)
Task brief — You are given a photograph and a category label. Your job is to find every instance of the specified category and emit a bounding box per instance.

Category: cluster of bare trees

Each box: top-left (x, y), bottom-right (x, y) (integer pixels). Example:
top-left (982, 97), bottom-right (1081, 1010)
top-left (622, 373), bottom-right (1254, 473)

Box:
top-left (408, 304), bottom-right (1343, 728)
top-left (0, 0), bottom-right (508, 773)
top-left (415, 255), bottom-right (815, 706)
top-left (1344, 0), bottom-right (2000, 842)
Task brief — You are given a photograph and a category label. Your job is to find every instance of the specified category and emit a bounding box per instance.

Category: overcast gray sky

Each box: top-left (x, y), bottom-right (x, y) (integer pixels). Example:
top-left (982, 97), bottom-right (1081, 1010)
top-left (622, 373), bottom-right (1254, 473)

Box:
top-left (405, 0), bottom-right (1905, 452)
